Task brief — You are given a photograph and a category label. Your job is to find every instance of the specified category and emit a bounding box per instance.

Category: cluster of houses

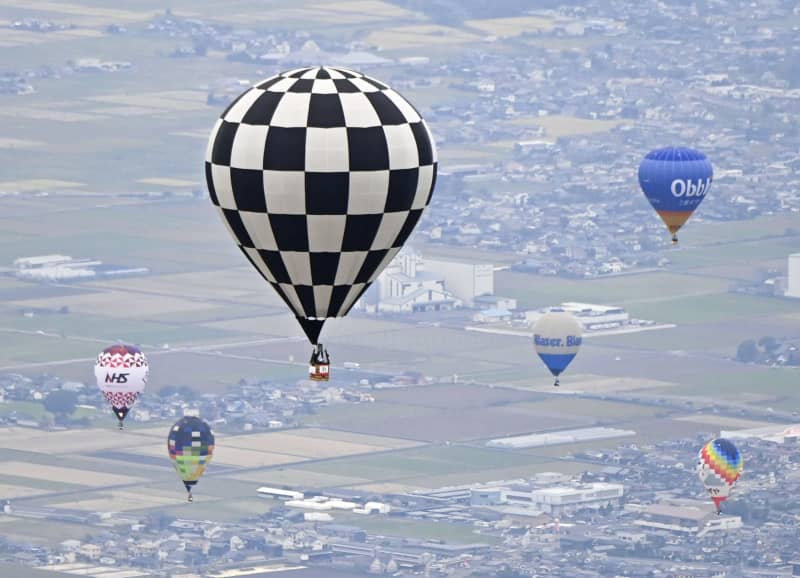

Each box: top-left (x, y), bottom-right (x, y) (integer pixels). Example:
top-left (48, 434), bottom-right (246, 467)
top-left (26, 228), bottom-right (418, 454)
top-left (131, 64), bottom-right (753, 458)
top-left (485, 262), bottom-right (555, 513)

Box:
top-left (0, 370), bottom-right (380, 433)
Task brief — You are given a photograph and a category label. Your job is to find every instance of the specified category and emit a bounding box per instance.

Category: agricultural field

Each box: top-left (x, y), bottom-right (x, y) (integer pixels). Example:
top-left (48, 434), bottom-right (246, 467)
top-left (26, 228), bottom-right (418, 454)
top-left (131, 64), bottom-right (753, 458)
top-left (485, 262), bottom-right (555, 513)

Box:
top-left (2, 461), bottom-right (141, 487)
top-left (287, 444), bottom-right (563, 488)
top-left (465, 15), bottom-right (554, 37)
top-left (365, 24), bottom-right (481, 50)
top-left (508, 114), bottom-right (625, 141)
top-left (222, 428), bottom-right (420, 458)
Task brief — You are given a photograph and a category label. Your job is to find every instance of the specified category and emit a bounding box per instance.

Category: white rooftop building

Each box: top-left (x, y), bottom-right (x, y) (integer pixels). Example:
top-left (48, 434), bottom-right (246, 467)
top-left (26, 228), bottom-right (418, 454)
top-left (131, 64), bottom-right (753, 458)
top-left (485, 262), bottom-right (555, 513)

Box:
top-left (471, 482), bottom-right (624, 515)
top-left (487, 427), bottom-right (636, 449)
top-left (425, 256), bottom-right (494, 307)
top-left (12, 254), bottom-right (148, 282)
top-left (632, 503), bottom-right (743, 536)
top-left (525, 483), bottom-right (624, 515)
top-left (14, 255), bottom-right (74, 268)
top-left (257, 487), bottom-right (305, 501)
top-left (525, 302), bottom-right (631, 330)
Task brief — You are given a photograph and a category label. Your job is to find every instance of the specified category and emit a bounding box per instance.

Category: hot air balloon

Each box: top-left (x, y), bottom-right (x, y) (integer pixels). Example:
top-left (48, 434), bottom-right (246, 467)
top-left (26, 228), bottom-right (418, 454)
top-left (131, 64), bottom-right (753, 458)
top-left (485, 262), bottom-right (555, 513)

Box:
top-left (167, 416), bottom-right (215, 502)
top-left (638, 147), bottom-right (713, 244)
top-left (205, 66), bottom-right (437, 381)
top-left (697, 438), bottom-right (743, 514)
top-left (94, 344), bottom-right (148, 429)
top-left (533, 308), bottom-right (582, 386)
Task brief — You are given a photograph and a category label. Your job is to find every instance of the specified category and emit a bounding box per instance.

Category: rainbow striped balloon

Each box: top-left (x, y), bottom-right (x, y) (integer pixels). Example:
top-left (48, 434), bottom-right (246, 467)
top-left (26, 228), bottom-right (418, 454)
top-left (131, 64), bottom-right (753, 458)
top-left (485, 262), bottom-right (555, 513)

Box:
top-left (697, 438), bottom-right (743, 513)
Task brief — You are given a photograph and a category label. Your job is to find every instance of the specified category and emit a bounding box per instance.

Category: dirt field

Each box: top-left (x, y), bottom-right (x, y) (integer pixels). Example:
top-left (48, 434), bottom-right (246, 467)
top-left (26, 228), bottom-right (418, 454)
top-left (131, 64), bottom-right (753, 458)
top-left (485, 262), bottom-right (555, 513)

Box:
top-left (3, 461), bottom-right (142, 487)
top-left (303, 401), bottom-right (595, 443)
top-left (296, 427), bottom-right (421, 449)
top-left (0, 427), bottom-right (158, 455)
top-left (50, 487), bottom-right (179, 512)
top-left (223, 429), bottom-right (418, 459)
top-left (0, 483), bottom-right (47, 499)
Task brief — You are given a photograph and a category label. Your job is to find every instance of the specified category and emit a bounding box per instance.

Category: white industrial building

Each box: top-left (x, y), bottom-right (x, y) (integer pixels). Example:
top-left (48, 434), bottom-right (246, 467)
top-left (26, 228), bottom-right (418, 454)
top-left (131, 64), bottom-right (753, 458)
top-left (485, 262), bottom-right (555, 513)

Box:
top-left (358, 250), bottom-right (461, 314)
top-left (280, 494), bottom-right (391, 515)
top-left (354, 249), bottom-right (516, 314)
top-left (787, 253), bottom-right (800, 298)
top-left (524, 483), bottom-right (624, 515)
top-left (14, 255), bottom-right (98, 281)
top-left (12, 254), bottom-right (148, 282)
top-left (470, 482), bottom-right (624, 515)
top-left (257, 487), bottom-right (305, 501)
top-left (487, 427), bottom-right (636, 450)
top-left (425, 257), bottom-right (494, 307)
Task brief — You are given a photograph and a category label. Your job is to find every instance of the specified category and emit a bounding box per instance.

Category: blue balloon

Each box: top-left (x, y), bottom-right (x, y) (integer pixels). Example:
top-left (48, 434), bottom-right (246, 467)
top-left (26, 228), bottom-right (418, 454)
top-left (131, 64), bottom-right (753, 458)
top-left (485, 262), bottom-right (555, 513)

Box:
top-left (638, 147), bottom-right (713, 243)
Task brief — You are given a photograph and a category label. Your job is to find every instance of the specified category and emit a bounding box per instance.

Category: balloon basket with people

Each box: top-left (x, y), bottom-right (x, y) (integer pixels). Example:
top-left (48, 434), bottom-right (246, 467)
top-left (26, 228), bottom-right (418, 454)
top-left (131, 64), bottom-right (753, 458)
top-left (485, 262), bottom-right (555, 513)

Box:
top-left (309, 343), bottom-right (330, 382)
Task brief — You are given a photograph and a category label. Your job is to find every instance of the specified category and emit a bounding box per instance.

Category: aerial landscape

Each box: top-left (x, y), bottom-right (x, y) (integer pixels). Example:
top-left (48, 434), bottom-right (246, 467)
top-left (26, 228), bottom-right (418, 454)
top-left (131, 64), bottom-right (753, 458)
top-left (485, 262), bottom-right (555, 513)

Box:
top-left (0, 0), bottom-right (799, 577)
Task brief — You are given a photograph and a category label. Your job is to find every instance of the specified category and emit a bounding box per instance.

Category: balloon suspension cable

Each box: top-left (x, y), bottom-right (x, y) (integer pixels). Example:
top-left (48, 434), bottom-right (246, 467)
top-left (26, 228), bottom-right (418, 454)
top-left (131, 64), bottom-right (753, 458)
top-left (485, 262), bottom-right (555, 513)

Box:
top-left (118, 419), bottom-right (124, 431)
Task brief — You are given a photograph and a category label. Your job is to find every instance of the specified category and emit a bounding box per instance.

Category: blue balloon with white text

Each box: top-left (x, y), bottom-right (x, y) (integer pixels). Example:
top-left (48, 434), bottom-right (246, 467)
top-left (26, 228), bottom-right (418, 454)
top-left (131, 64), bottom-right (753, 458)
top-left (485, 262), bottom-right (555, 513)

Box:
top-left (638, 146), bottom-right (713, 243)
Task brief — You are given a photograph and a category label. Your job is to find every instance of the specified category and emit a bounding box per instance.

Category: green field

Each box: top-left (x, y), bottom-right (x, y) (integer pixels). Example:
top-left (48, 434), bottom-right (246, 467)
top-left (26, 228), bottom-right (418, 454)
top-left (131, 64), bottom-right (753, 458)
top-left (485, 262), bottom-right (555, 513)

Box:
top-left (292, 445), bottom-right (554, 483)
top-left (676, 214), bottom-right (800, 246)
top-left (0, 0), bottom-right (440, 194)
top-left (514, 398), bottom-right (662, 420)
top-left (334, 513), bottom-right (499, 544)
top-left (0, 519), bottom-right (95, 546)
top-left (0, 401), bottom-right (99, 423)
top-left (667, 235), bottom-right (800, 271)
top-left (0, 473), bottom-right (86, 493)
top-left (626, 293), bottom-right (800, 326)
top-left (653, 366), bottom-right (799, 398)
top-left (0, 562), bottom-right (75, 578)
top-left (494, 270), bottom-right (729, 311)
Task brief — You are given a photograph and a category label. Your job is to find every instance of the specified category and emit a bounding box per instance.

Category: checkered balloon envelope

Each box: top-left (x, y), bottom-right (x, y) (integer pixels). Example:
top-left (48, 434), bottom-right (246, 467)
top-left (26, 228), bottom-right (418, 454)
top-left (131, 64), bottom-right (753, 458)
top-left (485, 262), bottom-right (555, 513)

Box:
top-left (205, 66), bottom-right (438, 344)
top-left (167, 416), bottom-right (215, 493)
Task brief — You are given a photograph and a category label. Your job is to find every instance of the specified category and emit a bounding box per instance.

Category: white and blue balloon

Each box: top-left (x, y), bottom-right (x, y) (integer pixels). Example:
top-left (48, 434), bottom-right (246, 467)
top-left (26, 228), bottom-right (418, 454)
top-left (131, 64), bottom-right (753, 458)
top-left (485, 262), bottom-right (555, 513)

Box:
top-left (533, 309), bottom-right (582, 386)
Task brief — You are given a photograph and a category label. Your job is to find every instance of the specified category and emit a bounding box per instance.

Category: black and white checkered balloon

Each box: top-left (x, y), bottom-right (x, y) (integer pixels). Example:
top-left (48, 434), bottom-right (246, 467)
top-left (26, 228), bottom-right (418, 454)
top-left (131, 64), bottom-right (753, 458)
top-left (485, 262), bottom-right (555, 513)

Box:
top-left (205, 66), bottom-right (437, 344)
